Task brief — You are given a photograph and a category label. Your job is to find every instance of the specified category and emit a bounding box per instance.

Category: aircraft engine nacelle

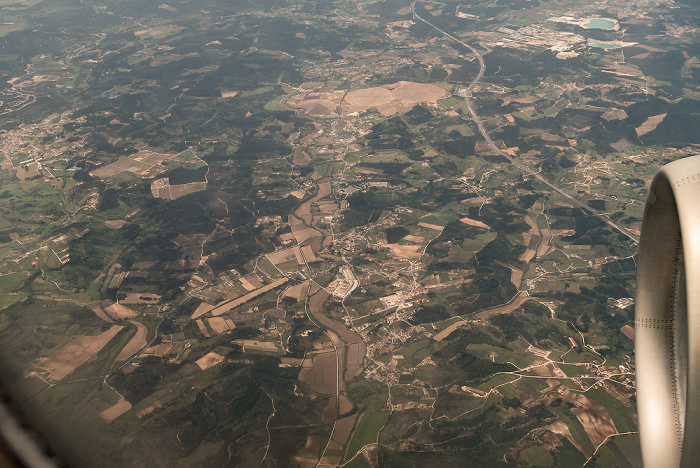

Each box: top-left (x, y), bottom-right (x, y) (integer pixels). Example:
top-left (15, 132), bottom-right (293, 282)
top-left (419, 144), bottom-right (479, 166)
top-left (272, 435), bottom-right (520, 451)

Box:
top-left (636, 155), bottom-right (700, 468)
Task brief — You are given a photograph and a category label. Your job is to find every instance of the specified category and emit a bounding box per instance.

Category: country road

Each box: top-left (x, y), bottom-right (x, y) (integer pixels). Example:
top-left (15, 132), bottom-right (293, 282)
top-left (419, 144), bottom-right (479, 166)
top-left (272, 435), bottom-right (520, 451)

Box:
top-left (410, 0), bottom-right (639, 244)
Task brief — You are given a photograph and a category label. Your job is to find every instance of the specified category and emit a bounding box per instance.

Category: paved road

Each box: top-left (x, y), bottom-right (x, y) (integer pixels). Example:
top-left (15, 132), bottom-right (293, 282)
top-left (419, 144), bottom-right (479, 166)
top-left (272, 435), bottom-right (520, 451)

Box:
top-left (410, 1), bottom-right (639, 244)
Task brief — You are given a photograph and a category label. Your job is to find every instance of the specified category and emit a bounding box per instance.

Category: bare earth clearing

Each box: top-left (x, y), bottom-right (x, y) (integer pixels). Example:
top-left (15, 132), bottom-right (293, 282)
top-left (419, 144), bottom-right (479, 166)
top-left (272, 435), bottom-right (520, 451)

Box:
top-left (520, 215), bottom-right (539, 263)
top-left (104, 219), bottom-right (128, 229)
top-left (569, 394), bottom-right (618, 447)
top-left (196, 319), bottom-right (211, 337)
top-left (143, 343), bottom-right (174, 356)
top-left (328, 414), bottom-right (357, 450)
top-left (635, 113), bottom-right (667, 137)
top-left (236, 340), bottom-right (278, 352)
top-left (116, 320), bottom-right (148, 361)
top-left (475, 291), bottom-right (530, 320)
top-left (382, 243), bottom-right (422, 259)
top-left (417, 222), bottom-right (444, 231)
top-left (267, 246), bottom-right (304, 266)
top-left (90, 306), bottom-right (114, 323)
top-left (291, 81), bottom-right (445, 117)
top-left (209, 277), bottom-right (289, 316)
top-left (300, 290), bottom-right (366, 394)
top-left (151, 177), bottom-right (207, 200)
top-left (322, 395), bottom-right (355, 421)
top-left (300, 350), bottom-right (340, 394)
top-left (294, 178), bottom-right (331, 225)
top-left (434, 321), bottom-right (467, 342)
top-left (99, 398), bottom-right (132, 423)
top-left (120, 293), bottom-right (161, 304)
top-left (207, 316), bottom-right (236, 334)
top-left (511, 268), bottom-right (524, 289)
top-left (537, 229), bottom-right (553, 257)
top-left (91, 150), bottom-right (177, 179)
top-left (460, 216), bottom-right (490, 229)
top-left (195, 351), bottom-right (225, 370)
top-left (282, 280), bottom-right (311, 301)
top-left (105, 303), bottom-right (138, 319)
top-left (36, 325), bottom-right (124, 380)
top-left (16, 162), bottom-right (41, 180)
top-left (191, 302), bottom-right (214, 319)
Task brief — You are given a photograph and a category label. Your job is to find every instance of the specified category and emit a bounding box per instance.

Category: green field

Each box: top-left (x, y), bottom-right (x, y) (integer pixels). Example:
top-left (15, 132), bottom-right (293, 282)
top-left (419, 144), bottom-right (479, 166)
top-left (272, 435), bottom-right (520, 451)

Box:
top-left (555, 437), bottom-right (587, 468)
top-left (0, 0), bottom-right (669, 463)
top-left (344, 411), bottom-right (390, 461)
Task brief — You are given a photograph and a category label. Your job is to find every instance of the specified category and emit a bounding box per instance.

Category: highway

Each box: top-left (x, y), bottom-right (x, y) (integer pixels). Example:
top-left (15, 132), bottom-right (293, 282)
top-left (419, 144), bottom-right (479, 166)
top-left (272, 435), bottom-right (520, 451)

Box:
top-left (410, 1), bottom-right (639, 244)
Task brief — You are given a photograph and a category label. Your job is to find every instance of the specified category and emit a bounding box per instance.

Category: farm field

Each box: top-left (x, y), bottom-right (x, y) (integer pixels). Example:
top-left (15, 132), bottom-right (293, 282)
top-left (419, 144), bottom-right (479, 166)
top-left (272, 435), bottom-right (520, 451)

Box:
top-left (0, 0), bottom-right (692, 465)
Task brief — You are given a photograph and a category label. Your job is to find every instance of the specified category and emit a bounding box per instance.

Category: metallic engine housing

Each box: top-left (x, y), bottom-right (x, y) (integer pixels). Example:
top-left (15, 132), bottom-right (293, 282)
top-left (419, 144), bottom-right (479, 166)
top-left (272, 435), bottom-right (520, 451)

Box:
top-left (636, 156), bottom-right (700, 468)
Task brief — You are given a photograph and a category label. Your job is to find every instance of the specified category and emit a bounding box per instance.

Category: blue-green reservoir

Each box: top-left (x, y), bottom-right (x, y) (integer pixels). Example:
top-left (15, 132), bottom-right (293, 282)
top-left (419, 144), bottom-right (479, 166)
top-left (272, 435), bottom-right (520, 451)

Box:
top-left (583, 18), bottom-right (616, 30)
top-left (589, 41), bottom-right (623, 49)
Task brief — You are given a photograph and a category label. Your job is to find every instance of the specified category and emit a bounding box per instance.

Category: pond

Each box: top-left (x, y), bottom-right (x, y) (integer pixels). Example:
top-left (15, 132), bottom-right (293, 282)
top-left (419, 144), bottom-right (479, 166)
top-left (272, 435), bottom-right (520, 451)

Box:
top-left (589, 41), bottom-right (623, 49)
top-left (583, 18), bottom-right (616, 30)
